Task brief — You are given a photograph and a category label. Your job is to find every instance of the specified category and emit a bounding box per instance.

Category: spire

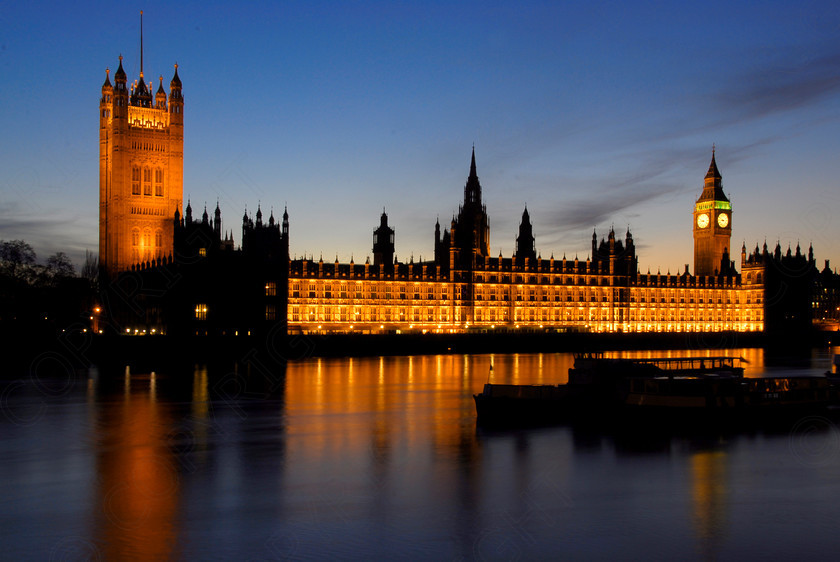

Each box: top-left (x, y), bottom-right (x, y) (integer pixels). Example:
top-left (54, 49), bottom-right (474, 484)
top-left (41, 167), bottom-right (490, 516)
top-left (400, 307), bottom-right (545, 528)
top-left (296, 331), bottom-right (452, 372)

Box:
top-left (516, 204), bottom-right (536, 261)
top-left (139, 10), bottom-right (144, 78)
top-left (170, 63), bottom-right (182, 89)
top-left (705, 145), bottom-right (721, 181)
top-left (155, 75), bottom-right (167, 109)
top-left (114, 55), bottom-right (127, 87)
top-left (464, 146), bottom-right (482, 206)
top-left (698, 147), bottom-right (729, 203)
top-left (102, 68), bottom-right (112, 89)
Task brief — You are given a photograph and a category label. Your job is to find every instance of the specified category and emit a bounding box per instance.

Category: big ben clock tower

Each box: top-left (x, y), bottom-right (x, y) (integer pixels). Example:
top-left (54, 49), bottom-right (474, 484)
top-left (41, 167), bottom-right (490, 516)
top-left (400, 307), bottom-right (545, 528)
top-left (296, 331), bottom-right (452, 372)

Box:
top-left (693, 149), bottom-right (732, 276)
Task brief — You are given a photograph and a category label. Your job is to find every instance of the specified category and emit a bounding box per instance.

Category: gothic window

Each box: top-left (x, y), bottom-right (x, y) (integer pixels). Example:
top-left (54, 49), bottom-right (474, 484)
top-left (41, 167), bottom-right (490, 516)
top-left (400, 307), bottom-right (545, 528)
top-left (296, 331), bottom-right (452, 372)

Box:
top-left (195, 304), bottom-right (208, 321)
top-left (131, 229), bottom-right (139, 246)
top-left (154, 168), bottom-right (164, 197)
top-left (132, 167), bottom-right (141, 195)
top-left (155, 230), bottom-right (162, 248)
top-left (143, 168), bottom-right (152, 196)
top-left (265, 305), bottom-right (276, 321)
top-left (265, 282), bottom-right (277, 296)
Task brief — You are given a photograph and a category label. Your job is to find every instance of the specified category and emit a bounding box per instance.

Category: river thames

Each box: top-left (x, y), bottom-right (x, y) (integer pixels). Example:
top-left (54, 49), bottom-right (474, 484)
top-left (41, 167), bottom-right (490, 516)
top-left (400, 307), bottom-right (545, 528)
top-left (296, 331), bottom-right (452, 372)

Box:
top-left (2, 348), bottom-right (840, 560)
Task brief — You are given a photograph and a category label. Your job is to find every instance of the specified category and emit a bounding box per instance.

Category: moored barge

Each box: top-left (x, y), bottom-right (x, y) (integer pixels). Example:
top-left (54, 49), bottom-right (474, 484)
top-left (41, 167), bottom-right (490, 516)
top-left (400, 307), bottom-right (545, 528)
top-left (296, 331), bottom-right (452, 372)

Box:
top-left (474, 354), bottom-right (836, 427)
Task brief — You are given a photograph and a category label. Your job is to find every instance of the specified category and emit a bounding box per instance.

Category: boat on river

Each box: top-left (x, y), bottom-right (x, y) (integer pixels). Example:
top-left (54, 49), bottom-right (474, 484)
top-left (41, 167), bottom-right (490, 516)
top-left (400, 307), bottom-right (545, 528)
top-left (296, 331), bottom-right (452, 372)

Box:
top-left (474, 353), bottom-right (837, 427)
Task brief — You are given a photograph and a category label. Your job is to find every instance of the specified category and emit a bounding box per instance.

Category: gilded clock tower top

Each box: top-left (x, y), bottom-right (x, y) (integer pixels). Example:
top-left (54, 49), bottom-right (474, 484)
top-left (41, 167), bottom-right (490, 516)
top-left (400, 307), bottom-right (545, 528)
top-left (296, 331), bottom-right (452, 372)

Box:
top-left (693, 149), bottom-right (733, 276)
top-left (696, 148), bottom-right (729, 204)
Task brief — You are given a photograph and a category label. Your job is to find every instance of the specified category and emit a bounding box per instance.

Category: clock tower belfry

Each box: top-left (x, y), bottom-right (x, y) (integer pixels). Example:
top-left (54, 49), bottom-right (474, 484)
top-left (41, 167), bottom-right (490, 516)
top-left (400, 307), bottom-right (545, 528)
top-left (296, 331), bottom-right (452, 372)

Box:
top-left (693, 149), bottom-right (732, 276)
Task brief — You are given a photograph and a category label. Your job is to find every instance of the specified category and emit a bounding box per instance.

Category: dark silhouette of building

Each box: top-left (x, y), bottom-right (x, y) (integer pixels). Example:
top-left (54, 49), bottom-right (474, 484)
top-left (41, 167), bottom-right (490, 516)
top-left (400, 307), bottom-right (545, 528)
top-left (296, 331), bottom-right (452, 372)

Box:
top-left (515, 207), bottom-right (536, 264)
top-left (372, 210), bottom-right (395, 268)
top-left (104, 202), bottom-right (288, 339)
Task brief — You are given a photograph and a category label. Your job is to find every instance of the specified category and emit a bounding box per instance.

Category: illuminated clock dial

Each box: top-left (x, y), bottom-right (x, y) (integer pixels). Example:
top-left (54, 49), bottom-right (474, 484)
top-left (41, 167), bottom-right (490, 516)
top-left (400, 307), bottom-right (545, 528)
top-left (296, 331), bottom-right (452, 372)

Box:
top-left (697, 213), bottom-right (710, 228)
top-left (717, 212), bottom-right (729, 228)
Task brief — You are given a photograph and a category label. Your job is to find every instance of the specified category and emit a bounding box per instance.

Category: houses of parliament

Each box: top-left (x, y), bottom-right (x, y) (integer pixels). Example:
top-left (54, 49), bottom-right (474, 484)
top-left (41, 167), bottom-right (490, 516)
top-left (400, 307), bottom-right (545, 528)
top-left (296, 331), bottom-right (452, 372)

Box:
top-left (99, 43), bottom-right (838, 339)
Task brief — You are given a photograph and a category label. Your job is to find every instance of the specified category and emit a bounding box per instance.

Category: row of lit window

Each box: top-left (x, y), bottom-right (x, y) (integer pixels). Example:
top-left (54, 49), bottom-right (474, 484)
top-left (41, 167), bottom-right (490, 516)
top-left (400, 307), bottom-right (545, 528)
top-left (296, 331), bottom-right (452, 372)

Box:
top-left (131, 166), bottom-right (165, 197)
top-left (195, 303), bottom-right (278, 321)
top-left (132, 229), bottom-right (164, 247)
top-left (291, 306), bottom-right (453, 323)
top-left (289, 290), bottom-right (763, 307)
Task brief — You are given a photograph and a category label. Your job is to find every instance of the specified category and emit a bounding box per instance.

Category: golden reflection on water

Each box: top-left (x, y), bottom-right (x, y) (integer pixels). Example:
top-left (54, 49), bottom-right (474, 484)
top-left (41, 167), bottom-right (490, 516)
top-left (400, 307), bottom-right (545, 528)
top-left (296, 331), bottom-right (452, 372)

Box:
top-left (80, 349), bottom-right (772, 558)
top-left (606, 348), bottom-right (765, 377)
top-left (92, 369), bottom-right (179, 560)
top-left (690, 451), bottom-right (728, 559)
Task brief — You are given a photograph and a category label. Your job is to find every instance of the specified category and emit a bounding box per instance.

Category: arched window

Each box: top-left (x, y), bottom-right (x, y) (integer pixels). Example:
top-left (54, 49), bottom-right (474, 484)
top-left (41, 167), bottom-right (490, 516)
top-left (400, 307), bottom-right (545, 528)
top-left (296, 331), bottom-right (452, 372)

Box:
top-left (154, 168), bottom-right (164, 197)
top-left (132, 167), bottom-right (141, 195)
top-left (143, 168), bottom-right (152, 196)
top-left (155, 230), bottom-right (163, 248)
top-left (131, 229), bottom-right (139, 246)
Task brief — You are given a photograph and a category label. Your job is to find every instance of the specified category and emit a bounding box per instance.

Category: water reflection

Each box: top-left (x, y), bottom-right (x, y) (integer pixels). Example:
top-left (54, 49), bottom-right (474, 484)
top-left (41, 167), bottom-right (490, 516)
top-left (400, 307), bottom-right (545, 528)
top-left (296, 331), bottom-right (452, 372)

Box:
top-left (690, 451), bottom-right (728, 560)
top-left (3, 348), bottom-right (840, 558)
top-left (91, 370), bottom-right (179, 560)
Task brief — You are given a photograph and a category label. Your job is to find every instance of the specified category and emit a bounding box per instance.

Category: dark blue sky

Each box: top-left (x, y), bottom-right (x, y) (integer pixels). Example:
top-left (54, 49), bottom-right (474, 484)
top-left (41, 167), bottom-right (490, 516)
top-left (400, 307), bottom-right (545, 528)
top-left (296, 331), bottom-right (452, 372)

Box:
top-left (2, 1), bottom-right (839, 272)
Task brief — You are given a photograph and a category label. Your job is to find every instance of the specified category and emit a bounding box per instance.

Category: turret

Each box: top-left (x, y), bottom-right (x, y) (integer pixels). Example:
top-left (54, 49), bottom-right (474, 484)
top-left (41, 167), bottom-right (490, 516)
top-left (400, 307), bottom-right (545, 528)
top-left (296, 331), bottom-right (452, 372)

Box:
top-left (155, 76), bottom-right (167, 109)
top-left (101, 68), bottom-right (113, 97)
top-left (515, 206), bottom-right (536, 262)
top-left (100, 68), bottom-right (113, 129)
top-left (373, 209), bottom-right (395, 267)
top-left (282, 206), bottom-right (290, 257)
top-left (214, 201), bottom-right (222, 236)
top-left (114, 55), bottom-right (127, 91)
top-left (168, 65), bottom-right (183, 115)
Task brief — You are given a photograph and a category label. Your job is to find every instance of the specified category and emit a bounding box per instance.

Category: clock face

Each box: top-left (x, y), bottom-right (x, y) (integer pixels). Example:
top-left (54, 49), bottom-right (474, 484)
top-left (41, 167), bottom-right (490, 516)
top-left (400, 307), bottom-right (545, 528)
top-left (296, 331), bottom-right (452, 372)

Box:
top-left (697, 213), bottom-right (710, 229)
top-left (717, 212), bottom-right (729, 228)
